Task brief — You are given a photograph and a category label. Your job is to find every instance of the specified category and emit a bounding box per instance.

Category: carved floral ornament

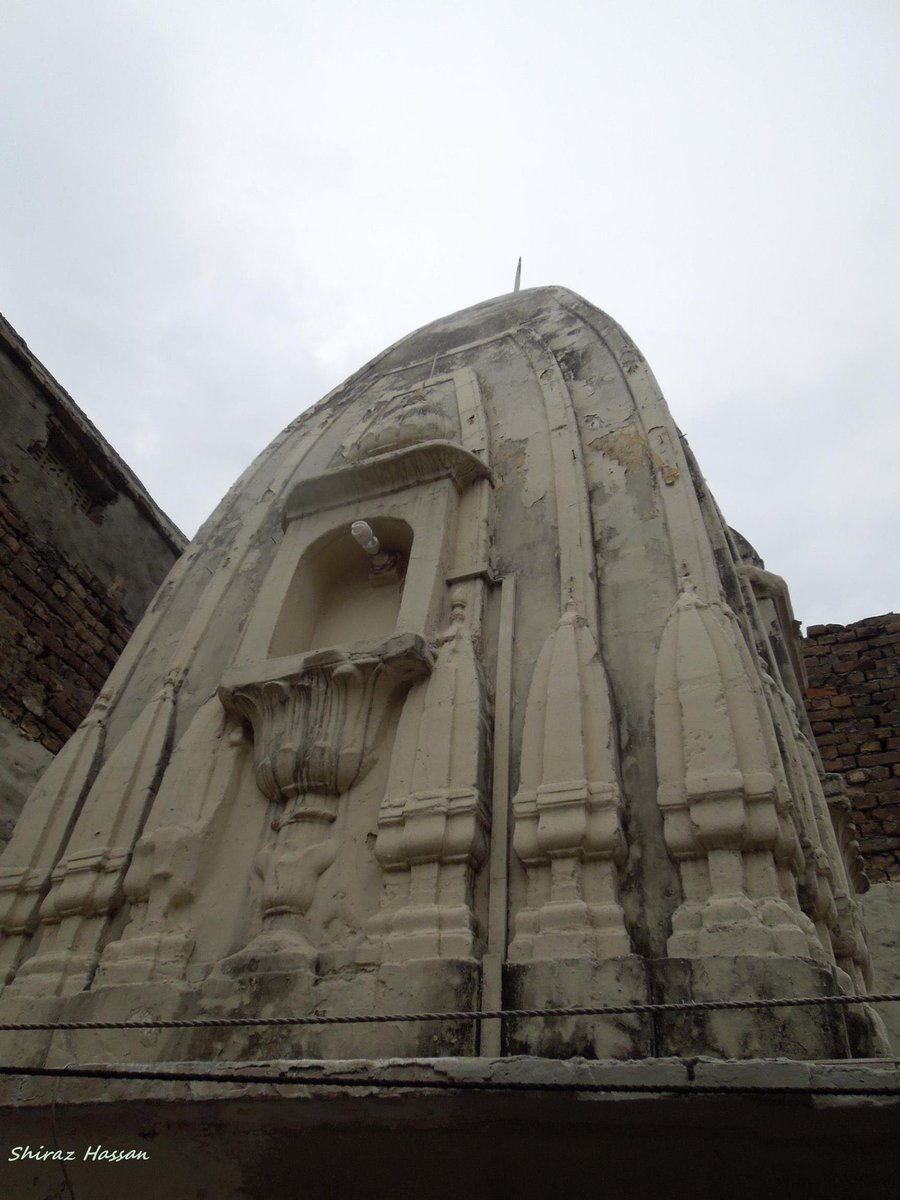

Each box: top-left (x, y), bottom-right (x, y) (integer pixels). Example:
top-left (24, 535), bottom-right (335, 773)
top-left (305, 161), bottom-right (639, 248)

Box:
top-left (218, 633), bottom-right (434, 810)
top-left (213, 635), bottom-right (436, 962)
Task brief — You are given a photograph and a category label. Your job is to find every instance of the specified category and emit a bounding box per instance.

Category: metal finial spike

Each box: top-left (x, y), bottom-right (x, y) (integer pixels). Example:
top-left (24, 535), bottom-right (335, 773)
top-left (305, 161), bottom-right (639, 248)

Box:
top-left (513, 257), bottom-right (521, 293)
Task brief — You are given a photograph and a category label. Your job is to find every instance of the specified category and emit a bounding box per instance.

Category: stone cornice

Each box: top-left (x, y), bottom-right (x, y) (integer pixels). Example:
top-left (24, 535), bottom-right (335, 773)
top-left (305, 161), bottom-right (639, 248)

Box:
top-left (282, 440), bottom-right (492, 525)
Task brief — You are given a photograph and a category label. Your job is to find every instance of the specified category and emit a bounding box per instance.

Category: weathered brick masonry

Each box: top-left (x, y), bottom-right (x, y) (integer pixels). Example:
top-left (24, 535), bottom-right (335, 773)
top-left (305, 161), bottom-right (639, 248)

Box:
top-left (0, 312), bottom-right (185, 845)
top-left (803, 614), bottom-right (900, 882)
top-left (0, 491), bottom-right (130, 755)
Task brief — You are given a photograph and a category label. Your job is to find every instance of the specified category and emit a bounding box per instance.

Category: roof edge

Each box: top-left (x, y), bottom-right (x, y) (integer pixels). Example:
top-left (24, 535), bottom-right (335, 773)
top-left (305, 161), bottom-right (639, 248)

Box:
top-left (0, 313), bottom-right (187, 553)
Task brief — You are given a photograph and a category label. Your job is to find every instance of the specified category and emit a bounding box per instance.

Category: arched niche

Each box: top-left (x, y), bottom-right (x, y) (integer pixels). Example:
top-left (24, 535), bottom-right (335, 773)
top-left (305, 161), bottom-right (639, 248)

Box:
top-left (227, 440), bottom-right (491, 674)
top-left (268, 517), bottom-right (413, 658)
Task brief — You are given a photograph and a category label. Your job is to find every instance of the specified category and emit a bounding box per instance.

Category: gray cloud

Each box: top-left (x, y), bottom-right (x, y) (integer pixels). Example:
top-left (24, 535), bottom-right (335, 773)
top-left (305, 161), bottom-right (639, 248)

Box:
top-left (2, 0), bottom-right (897, 628)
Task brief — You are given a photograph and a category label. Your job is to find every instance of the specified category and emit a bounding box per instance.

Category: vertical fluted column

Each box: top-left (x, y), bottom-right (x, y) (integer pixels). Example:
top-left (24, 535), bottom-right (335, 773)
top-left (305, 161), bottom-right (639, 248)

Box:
top-left (654, 588), bottom-right (818, 959)
top-left (93, 697), bottom-right (247, 986)
top-left (5, 674), bottom-right (180, 997)
top-left (364, 593), bottom-right (490, 962)
top-left (509, 606), bottom-right (629, 961)
top-left (0, 690), bottom-right (109, 985)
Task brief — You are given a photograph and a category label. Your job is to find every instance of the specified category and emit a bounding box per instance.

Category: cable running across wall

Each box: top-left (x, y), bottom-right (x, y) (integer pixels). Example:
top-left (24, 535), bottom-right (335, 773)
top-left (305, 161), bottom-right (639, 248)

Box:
top-left (0, 991), bottom-right (898, 1033)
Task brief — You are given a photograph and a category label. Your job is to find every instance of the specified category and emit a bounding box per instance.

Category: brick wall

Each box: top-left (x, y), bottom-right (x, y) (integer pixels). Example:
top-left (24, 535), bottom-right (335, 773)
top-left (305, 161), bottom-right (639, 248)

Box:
top-left (0, 313), bottom-right (185, 845)
top-left (0, 490), bottom-right (131, 756)
top-left (803, 614), bottom-right (900, 882)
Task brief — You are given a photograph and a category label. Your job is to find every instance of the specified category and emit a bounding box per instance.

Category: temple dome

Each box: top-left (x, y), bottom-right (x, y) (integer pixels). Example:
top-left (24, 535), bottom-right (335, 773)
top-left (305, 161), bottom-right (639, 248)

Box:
top-left (0, 286), bottom-right (884, 1065)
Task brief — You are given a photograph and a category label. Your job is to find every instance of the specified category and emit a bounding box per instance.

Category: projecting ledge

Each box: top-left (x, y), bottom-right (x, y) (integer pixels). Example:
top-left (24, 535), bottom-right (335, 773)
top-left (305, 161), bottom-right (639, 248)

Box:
top-left (3, 1059), bottom-right (899, 1200)
top-left (4, 1056), bottom-right (900, 1111)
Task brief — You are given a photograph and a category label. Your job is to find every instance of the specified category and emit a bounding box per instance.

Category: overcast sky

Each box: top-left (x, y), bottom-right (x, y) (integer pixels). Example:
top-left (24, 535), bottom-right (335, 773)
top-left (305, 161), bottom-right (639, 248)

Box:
top-left (2, 0), bottom-right (898, 629)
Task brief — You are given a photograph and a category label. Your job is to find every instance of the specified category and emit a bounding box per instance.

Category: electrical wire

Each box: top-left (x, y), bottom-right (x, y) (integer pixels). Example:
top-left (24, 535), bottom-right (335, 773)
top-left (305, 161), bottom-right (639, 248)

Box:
top-left (0, 990), bottom-right (898, 1033)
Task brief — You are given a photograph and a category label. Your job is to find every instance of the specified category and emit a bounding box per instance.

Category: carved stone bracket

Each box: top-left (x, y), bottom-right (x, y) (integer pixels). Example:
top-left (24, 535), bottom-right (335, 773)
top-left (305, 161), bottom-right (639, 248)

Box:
top-left (219, 633), bottom-right (434, 805)
top-left (219, 633), bottom-right (433, 964)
